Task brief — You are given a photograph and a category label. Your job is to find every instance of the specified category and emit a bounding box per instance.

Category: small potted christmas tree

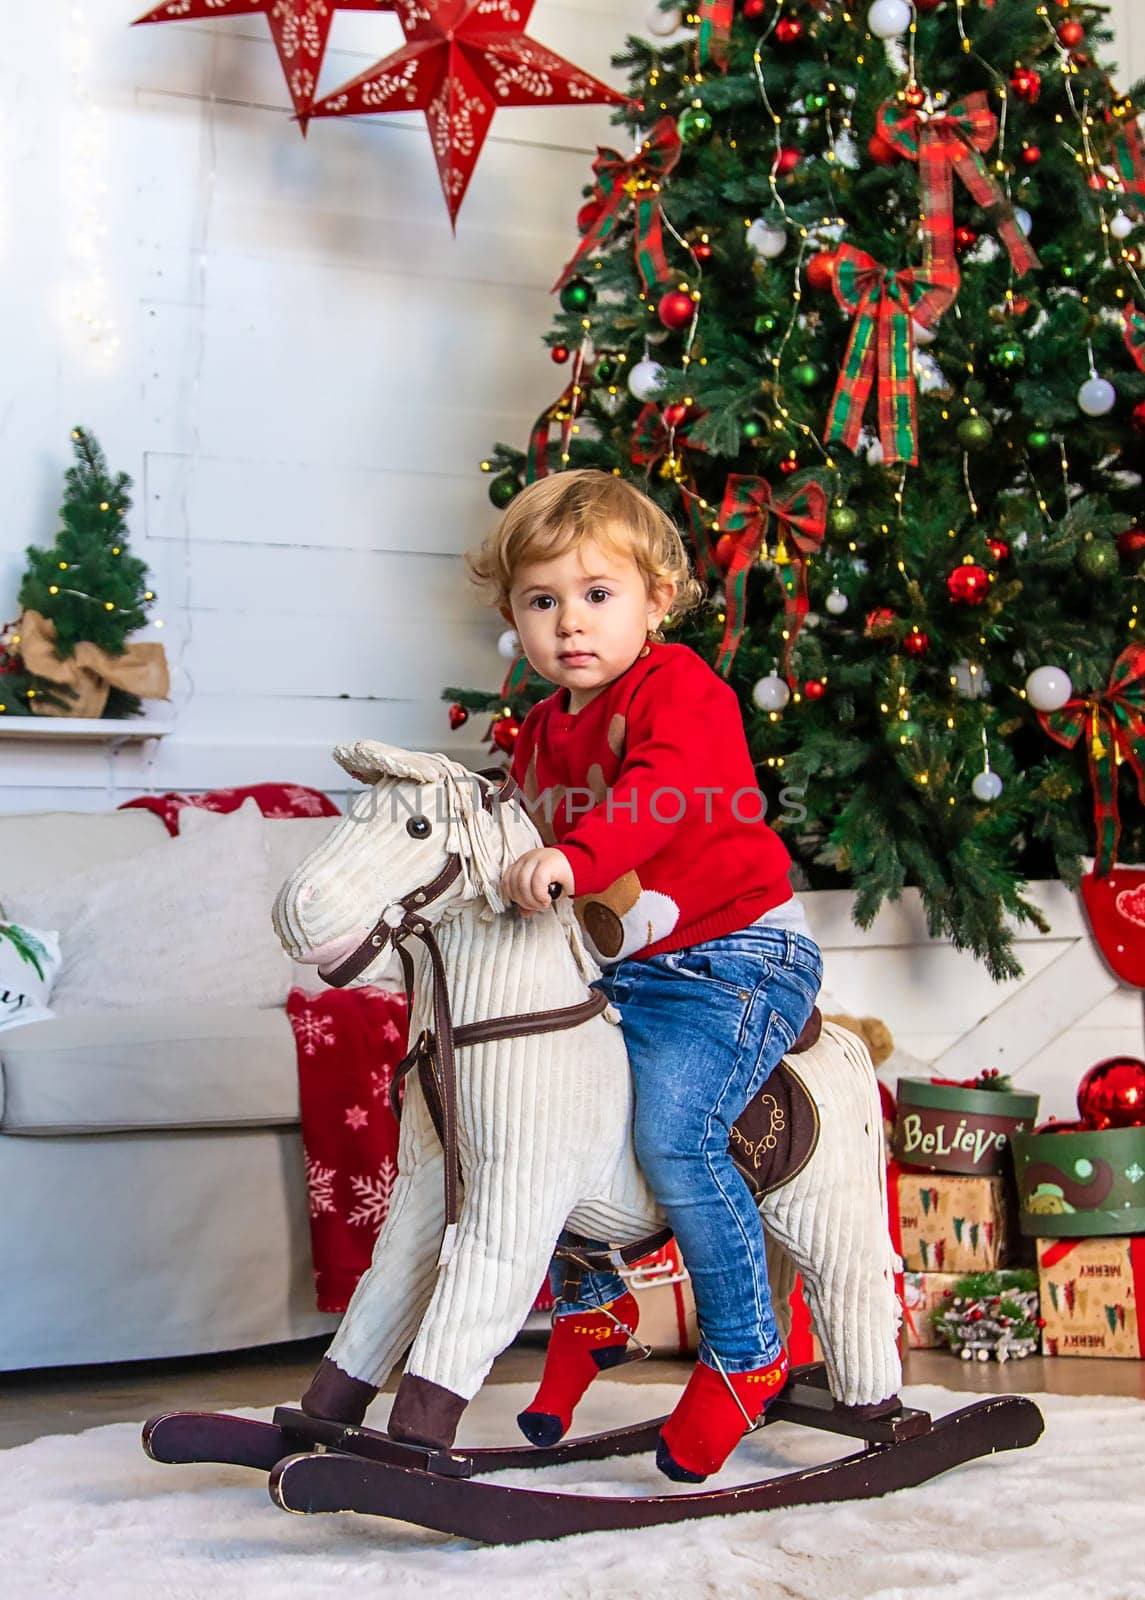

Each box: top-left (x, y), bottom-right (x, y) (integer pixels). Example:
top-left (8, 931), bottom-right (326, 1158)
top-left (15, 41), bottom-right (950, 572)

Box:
top-left (2, 428), bottom-right (168, 719)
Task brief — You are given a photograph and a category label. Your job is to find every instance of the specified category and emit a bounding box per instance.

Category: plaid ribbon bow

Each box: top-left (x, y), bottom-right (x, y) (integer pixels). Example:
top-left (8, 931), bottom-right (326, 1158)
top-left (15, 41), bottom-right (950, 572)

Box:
top-left (696, 0), bottom-right (732, 70)
top-left (1112, 118), bottom-right (1145, 209)
top-left (1125, 305), bottom-right (1145, 371)
top-left (525, 346), bottom-right (588, 482)
top-left (630, 402), bottom-right (707, 477)
top-left (825, 245), bottom-right (959, 468)
top-left (553, 118), bottom-right (682, 295)
top-left (1038, 644), bottom-right (1145, 875)
top-left (714, 473), bottom-right (828, 680)
top-left (877, 93), bottom-right (1040, 277)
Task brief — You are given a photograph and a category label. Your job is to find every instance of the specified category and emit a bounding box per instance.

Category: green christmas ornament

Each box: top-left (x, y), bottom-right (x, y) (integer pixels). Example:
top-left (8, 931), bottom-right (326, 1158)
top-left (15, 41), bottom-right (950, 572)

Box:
top-left (804, 91), bottom-right (829, 112)
top-left (488, 472), bottom-right (521, 509)
top-left (677, 104), bottom-right (713, 145)
top-left (1076, 531), bottom-right (1118, 579)
top-left (754, 312), bottom-right (779, 335)
top-left (1027, 428), bottom-right (1053, 452)
top-left (742, 418), bottom-right (765, 441)
top-left (896, 719), bottom-right (923, 741)
top-left (594, 356), bottom-right (618, 385)
top-left (989, 338), bottom-right (1026, 372)
top-left (829, 504), bottom-right (860, 537)
top-left (957, 415), bottom-right (994, 451)
top-left (559, 275), bottom-right (595, 314)
top-left (791, 359), bottom-right (820, 388)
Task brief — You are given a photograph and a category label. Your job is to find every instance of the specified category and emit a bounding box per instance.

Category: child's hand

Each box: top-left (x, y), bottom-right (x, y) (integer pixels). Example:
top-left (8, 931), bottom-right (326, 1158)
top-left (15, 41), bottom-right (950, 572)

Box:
top-left (501, 848), bottom-right (576, 916)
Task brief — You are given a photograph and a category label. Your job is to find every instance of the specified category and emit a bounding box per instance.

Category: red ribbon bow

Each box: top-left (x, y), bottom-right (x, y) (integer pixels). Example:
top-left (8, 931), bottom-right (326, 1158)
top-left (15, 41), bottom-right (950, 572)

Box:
top-left (715, 474), bottom-right (828, 680)
top-left (553, 118), bottom-right (682, 295)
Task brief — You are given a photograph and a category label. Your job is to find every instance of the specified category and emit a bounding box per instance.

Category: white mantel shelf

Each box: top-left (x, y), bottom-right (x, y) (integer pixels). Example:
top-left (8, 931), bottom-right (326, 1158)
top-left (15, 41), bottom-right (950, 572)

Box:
top-left (0, 717), bottom-right (174, 744)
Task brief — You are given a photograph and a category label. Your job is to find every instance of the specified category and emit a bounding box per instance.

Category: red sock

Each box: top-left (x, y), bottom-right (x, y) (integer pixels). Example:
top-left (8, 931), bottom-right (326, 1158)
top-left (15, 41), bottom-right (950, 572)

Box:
top-left (657, 1349), bottom-right (789, 1481)
top-left (517, 1292), bottom-right (640, 1447)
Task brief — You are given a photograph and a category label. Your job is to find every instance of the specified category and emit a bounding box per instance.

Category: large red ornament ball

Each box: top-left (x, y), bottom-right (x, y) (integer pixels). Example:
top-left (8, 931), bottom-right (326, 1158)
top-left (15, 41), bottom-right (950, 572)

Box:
top-left (806, 250), bottom-right (838, 292)
top-left (657, 289), bottom-right (695, 330)
top-left (1133, 400), bottom-right (1145, 435)
top-left (491, 716), bottom-right (520, 753)
top-left (577, 198), bottom-right (603, 234)
top-left (743, 0), bottom-right (767, 17)
top-left (662, 401), bottom-right (689, 429)
top-left (448, 703), bottom-right (470, 731)
top-left (803, 678), bottom-right (827, 700)
top-left (775, 16), bottom-right (803, 44)
top-left (947, 563), bottom-right (990, 604)
top-left (551, 344), bottom-right (570, 364)
top-left (1077, 1056), bottom-right (1145, 1129)
top-left (1057, 20), bottom-right (1085, 48)
top-left (1010, 67), bottom-right (1041, 104)
top-left (868, 131), bottom-right (900, 165)
top-left (902, 629), bottom-right (930, 656)
top-left (776, 146), bottom-right (801, 176)
top-left (1117, 526), bottom-right (1145, 559)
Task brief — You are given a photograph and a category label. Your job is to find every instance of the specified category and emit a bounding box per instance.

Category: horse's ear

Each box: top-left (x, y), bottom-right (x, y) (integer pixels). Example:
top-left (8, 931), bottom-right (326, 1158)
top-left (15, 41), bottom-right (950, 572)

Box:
top-left (334, 741), bottom-right (450, 787)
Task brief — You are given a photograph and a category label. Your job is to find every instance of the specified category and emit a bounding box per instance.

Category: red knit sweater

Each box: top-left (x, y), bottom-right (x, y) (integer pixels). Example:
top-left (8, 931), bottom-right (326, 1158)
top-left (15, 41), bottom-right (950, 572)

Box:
top-left (509, 641), bottom-right (794, 965)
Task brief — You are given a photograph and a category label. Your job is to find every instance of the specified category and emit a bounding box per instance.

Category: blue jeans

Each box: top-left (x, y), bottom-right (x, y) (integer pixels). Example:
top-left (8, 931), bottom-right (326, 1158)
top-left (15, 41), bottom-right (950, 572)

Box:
top-left (559, 926), bottom-right (823, 1374)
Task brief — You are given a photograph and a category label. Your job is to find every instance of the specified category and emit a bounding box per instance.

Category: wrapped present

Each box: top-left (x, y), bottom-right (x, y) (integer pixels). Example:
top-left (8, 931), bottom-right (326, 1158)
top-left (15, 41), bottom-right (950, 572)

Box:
top-left (931, 1269), bottom-right (1040, 1363)
top-left (900, 1270), bottom-right (961, 1349)
top-left (1011, 1127), bottom-right (1145, 1238)
top-left (892, 1075), bottom-right (1039, 1177)
top-left (889, 1164), bottom-right (1011, 1273)
top-left (1038, 1236), bottom-right (1143, 1359)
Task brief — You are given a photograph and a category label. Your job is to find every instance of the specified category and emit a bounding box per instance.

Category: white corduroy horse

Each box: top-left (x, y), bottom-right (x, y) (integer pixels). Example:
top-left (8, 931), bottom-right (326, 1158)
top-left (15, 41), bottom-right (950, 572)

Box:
top-left (272, 740), bottom-right (901, 1450)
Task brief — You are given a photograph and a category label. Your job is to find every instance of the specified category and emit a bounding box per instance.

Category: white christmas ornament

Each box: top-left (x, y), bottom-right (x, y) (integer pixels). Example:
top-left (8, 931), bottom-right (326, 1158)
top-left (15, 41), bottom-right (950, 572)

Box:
top-left (972, 769), bottom-right (1004, 802)
top-left (1013, 207), bottom-right (1033, 237)
top-left (866, 437), bottom-right (886, 466)
top-left (746, 219), bottom-right (788, 259)
top-left (752, 674), bottom-right (791, 712)
top-left (627, 359), bottom-right (667, 401)
top-left (1111, 211), bottom-right (1135, 241)
top-left (497, 628), bottom-right (521, 660)
top-left (1025, 665), bottom-right (1073, 712)
top-left (1077, 376), bottom-right (1117, 417)
top-left (952, 659), bottom-right (991, 700)
top-left (826, 588), bottom-right (849, 616)
top-left (646, 3), bottom-right (682, 35)
top-left (867, 0), bottom-right (912, 40)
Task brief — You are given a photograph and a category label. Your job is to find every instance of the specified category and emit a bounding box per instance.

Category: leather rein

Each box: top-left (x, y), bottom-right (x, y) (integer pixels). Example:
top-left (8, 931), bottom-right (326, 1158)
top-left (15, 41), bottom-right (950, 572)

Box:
top-left (316, 768), bottom-right (648, 1267)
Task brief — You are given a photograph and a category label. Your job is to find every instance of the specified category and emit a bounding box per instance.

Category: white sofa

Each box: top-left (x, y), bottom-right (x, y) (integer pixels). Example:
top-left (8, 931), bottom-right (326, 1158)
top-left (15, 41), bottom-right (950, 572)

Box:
top-left (0, 806), bottom-right (341, 1372)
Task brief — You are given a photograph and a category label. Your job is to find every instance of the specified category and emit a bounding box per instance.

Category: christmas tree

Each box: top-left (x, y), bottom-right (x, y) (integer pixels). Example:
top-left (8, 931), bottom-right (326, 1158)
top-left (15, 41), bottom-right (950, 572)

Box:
top-left (3, 428), bottom-right (158, 719)
top-left (446, 0), bottom-right (1145, 979)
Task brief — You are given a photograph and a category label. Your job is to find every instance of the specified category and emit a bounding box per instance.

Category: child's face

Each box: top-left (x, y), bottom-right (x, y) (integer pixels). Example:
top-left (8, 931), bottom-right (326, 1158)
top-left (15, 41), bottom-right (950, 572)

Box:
top-left (507, 535), bottom-right (674, 712)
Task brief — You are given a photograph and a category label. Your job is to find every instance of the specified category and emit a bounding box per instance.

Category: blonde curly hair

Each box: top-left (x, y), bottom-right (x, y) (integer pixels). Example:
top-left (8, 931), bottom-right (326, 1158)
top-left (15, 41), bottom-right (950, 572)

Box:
top-left (465, 469), bottom-right (705, 638)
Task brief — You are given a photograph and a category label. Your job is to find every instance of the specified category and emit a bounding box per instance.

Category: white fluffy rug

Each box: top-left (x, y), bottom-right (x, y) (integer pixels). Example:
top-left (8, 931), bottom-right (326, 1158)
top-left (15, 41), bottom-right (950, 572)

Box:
top-left (4, 1379), bottom-right (1143, 1600)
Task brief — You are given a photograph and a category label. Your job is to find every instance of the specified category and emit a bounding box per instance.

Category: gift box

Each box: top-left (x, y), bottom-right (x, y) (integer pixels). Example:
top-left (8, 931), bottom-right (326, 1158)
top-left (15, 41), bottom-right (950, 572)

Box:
top-left (900, 1270), bottom-right (961, 1349)
top-left (889, 1166), bottom-right (1011, 1273)
top-left (1037, 1236), bottom-right (1143, 1359)
top-left (1011, 1127), bottom-right (1145, 1238)
top-left (892, 1077), bottom-right (1039, 1177)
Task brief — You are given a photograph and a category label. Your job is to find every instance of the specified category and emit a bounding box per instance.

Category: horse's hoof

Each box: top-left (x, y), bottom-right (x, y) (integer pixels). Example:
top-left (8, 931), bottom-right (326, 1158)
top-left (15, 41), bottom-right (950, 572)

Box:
top-left (517, 1409), bottom-right (565, 1448)
top-left (387, 1374), bottom-right (468, 1449)
top-left (299, 1357), bottom-right (376, 1426)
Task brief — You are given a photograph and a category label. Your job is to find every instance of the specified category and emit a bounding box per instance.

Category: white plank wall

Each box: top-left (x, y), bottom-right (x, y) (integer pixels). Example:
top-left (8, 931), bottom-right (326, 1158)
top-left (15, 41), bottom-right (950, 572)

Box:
top-left (0, 2), bottom-right (1141, 812)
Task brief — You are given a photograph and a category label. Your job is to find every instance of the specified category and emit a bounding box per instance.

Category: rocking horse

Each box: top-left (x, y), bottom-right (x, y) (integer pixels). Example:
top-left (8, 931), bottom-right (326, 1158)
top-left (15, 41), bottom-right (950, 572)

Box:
top-left (141, 743), bottom-right (1042, 1542)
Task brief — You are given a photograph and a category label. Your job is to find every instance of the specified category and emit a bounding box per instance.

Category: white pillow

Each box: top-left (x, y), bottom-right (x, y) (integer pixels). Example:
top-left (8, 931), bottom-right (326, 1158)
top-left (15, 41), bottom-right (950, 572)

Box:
top-left (0, 922), bottom-right (61, 1030)
top-left (4, 800), bottom-right (291, 1014)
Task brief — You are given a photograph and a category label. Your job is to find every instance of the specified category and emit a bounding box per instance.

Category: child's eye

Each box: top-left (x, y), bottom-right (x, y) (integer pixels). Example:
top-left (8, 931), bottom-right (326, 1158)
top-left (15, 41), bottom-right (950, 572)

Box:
top-left (528, 595), bottom-right (554, 609)
top-left (587, 588), bottom-right (611, 603)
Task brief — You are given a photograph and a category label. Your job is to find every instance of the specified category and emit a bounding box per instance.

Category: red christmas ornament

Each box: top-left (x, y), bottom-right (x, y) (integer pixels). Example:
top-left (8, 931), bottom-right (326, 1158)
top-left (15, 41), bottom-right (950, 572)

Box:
top-left (1010, 67), bottom-right (1041, 104)
top-left (902, 84), bottom-right (927, 110)
top-left (1118, 527), bottom-right (1145, 558)
top-left (743, 0), bottom-right (767, 17)
top-left (778, 456), bottom-right (799, 475)
top-left (867, 131), bottom-right (900, 166)
top-left (662, 401), bottom-right (689, 429)
top-left (1132, 400), bottom-right (1145, 435)
top-left (946, 563), bottom-right (990, 604)
top-left (133, 0), bottom-right (388, 128)
top-left (693, 239), bottom-right (713, 262)
top-left (657, 289), bottom-right (695, 330)
top-left (1057, 20), bottom-right (1085, 48)
top-left (914, 0), bottom-right (943, 11)
top-left (775, 16), bottom-right (803, 45)
top-left (1077, 1056), bottom-right (1145, 1129)
top-left (805, 250), bottom-right (838, 291)
top-left (986, 537), bottom-right (1010, 562)
top-left (491, 715), bottom-right (520, 753)
top-left (551, 344), bottom-right (570, 364)
top-left (865, 607), bottom-right (897, 638)
top-left (1021, 144), bottom-right (1041, 166)
top-left (902, 629), bottom-right (930, 656)
top-left (307, 0), bottom-right (625, 225)
top-left (776, 146), bottom-right (801, 176)
top-left (448, 702), bottom-right (470, 730)
top-left (715, 533), bottom-right (738, 570)
top-left (954, 225), bottom-right (978, 255)
top-left (803, 679), bottom-right (826, 700)
top-left (577, 198), bottom-right (604, 233)
top-left (1010, 296), bottom-right (1030, 316)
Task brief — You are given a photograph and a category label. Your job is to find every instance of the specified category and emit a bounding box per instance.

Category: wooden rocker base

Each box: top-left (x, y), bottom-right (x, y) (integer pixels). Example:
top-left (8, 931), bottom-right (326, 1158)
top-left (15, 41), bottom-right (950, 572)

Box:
top-left (141, 1362), bottom-right (1044, 1545)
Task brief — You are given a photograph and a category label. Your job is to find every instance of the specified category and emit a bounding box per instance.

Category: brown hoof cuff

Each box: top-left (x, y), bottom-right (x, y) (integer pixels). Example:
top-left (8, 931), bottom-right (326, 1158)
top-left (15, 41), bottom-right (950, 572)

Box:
top-left (300, 1356), bottom-right (377, 1426)
top-left (388, 1374), bottom-right (469, 1449)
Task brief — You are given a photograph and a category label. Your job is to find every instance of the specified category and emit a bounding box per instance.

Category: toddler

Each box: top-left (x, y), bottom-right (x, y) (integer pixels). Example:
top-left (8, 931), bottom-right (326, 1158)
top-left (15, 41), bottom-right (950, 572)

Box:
top-left (467, 468), bottom-right (823, 1481)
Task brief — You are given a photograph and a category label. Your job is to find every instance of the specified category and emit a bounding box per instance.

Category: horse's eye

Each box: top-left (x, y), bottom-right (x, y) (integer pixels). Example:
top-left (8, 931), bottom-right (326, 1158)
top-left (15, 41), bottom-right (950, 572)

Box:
top-left (406, 816), bottom-right (432, 839)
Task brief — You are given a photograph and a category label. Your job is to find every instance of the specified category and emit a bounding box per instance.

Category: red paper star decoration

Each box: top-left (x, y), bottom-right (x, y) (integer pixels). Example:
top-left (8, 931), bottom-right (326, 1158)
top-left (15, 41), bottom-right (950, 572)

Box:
top-left (309, 0), bottom-right (627, 225)
top-left (133, 1), bottom-right (392, 129)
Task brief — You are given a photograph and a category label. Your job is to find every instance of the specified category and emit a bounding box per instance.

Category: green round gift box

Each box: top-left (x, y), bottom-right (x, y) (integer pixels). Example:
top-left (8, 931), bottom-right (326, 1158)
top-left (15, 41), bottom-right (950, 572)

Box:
top-left (1010, 1126), bottom-right (1145, 1237)
top-left (891, 1077), bottom-right (1040, 1176)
